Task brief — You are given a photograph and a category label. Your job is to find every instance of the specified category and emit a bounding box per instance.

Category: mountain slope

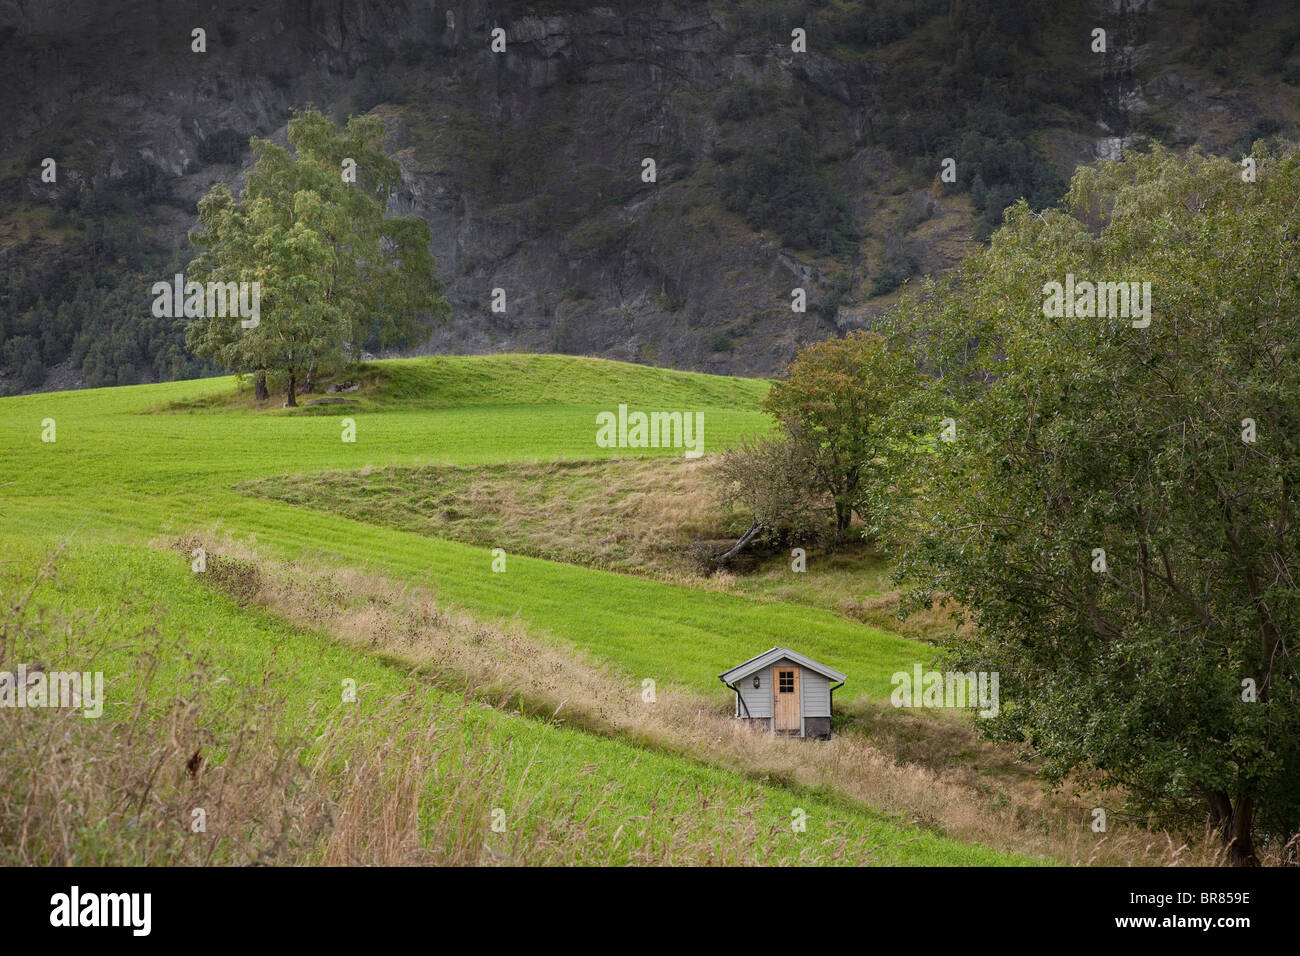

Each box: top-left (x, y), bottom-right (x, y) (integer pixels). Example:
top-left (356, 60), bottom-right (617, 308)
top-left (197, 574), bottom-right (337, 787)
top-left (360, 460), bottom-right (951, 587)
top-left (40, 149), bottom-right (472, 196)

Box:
top-left (2, 0), bottom-right (1298, 392)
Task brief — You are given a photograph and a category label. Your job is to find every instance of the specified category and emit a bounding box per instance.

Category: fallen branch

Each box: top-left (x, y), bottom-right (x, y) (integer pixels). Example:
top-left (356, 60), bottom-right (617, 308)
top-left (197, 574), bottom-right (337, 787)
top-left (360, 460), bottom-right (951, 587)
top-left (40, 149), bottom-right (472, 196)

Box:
top-left (714, 520), bottom-right (762, 566)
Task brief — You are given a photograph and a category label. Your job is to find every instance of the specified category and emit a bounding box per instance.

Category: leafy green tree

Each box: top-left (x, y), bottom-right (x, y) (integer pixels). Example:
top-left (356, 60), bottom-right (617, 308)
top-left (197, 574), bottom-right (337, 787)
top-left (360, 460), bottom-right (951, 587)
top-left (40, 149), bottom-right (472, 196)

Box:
top-left (886, 144), bottom-right (1300, 864)
top-left (763, 330), bottom-right (924, 538)
top-left (187, 108), bottom-right (448, 405)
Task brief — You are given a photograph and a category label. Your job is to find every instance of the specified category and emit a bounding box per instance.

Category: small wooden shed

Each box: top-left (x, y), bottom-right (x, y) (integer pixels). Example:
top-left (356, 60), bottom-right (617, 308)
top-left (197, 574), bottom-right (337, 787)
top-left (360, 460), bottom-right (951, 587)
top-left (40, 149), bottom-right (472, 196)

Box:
top-left (718, 647), bottom-right (846, 739)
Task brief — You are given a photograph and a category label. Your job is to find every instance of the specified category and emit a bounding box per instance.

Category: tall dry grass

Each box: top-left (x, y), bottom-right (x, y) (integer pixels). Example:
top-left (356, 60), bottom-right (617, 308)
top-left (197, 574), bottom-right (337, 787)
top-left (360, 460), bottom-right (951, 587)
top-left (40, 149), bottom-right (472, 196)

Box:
top-left (0, 556), bottom-right (502, 865)
top-left (2, 550), bottom-right (863, 866)
top-left (167, 534), bottom-right (1238, 866)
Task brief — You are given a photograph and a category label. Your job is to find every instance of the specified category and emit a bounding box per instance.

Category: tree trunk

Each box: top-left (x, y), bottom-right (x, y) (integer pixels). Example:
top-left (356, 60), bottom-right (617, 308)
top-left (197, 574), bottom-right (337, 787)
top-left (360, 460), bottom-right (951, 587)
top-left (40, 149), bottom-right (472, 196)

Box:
top-left (304, 359), bottom-right (318, 395)
top-left (1207, 790), bottom-right (1259, 866)
top-left (253, 368), bottom-right (268, 402)
top-left (834, 499), bottom-right (852, 538)
top-left (285, 372), bottom-right (298, 408)
top-left (715, 521), bottom-right (762, 566)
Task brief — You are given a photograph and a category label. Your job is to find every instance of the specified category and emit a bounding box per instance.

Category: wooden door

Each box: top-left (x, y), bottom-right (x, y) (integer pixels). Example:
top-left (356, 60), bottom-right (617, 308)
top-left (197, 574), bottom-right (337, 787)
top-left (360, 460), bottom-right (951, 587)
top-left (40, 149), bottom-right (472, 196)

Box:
top-left (772, 666), bottom-right (800, 733)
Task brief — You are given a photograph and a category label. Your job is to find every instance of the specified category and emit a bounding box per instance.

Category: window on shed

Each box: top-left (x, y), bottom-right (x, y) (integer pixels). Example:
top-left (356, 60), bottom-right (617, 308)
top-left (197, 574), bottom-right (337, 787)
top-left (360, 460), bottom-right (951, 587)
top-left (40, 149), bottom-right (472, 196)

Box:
top-left (778, 670), bottom-right (795, 693)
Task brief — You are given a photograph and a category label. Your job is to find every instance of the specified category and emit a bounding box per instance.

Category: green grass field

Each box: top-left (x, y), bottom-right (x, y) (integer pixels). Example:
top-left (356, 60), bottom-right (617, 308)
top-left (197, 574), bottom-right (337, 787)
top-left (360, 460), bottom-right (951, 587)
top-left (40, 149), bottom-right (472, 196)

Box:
top-left (0, 353), bottom-right (1038, 865)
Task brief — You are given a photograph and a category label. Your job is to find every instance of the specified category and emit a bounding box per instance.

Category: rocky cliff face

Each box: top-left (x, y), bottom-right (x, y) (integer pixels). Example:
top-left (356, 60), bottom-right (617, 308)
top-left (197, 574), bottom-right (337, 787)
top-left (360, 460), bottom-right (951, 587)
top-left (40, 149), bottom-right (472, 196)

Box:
top-left (1, 0), bottom-right (1297, 388)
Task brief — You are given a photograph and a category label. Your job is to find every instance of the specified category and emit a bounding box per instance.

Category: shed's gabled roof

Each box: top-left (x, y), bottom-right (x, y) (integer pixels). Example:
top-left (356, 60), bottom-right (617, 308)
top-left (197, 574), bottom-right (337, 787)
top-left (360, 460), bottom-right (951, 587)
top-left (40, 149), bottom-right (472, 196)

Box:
top-left (718, 647), bottom-right (847, 685)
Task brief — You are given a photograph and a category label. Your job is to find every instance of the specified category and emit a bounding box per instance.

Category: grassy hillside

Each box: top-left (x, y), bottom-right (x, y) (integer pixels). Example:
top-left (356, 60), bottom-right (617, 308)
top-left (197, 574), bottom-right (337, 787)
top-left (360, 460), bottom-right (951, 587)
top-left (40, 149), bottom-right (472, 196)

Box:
top-left (2, 353), bottom-right (1052, 865)
top-left (3, 534), bottom-right (1014, 865)
top-left (238, 455), bottom-right (961, 643)
top-left (1, 354), bottom-right (931, 701)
